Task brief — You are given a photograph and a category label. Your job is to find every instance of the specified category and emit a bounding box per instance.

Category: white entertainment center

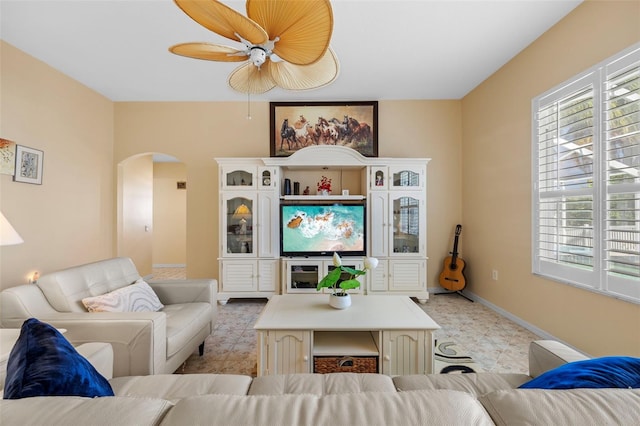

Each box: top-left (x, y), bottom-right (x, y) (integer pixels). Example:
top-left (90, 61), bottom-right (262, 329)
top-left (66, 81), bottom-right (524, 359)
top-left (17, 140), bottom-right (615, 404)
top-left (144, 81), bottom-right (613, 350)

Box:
top-left (215, 146), bottom-right (430, 304)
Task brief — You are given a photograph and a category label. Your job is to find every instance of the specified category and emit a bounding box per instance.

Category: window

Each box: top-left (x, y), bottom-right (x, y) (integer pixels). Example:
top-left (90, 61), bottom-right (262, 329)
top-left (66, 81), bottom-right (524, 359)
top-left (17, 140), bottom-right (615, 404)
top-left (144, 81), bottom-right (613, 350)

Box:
top-left (532, 43), bottom-right (639, 304)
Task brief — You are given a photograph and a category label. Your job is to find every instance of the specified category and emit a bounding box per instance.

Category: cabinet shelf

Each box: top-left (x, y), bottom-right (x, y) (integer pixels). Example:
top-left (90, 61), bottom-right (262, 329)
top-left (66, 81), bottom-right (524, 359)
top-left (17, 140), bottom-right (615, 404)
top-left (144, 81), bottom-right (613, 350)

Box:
top-left (313, 331), bottom-right (379, 356)
top-left (281, 195), bottom-right (365, 201)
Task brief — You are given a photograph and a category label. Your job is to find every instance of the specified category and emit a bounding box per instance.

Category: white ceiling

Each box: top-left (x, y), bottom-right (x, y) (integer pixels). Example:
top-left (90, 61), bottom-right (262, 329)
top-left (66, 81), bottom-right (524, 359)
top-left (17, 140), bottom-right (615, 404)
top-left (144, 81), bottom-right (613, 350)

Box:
top-left (1, 0), bottom-right (582, 102)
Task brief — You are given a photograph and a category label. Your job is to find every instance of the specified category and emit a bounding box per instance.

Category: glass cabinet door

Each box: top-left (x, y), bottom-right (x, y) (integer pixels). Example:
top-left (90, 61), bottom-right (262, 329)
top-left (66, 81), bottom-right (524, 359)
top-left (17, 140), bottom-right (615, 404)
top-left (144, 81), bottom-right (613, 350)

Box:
top-left (392, 195), bottom-right (421, 254)
top-left (224, 195), bottom-right (255, 256)
top-left (222, 166), bottom-right (256, 189)
top-left (389, 166), bottom-right (424, 190)
top-left (289, 263), bottom-right (320, 292)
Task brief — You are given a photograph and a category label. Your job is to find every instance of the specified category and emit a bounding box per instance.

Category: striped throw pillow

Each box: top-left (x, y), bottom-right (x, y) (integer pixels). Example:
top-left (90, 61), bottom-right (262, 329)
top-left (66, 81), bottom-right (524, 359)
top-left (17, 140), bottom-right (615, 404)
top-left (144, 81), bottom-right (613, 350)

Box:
top-left (82, 279), bottom-right (164, 312)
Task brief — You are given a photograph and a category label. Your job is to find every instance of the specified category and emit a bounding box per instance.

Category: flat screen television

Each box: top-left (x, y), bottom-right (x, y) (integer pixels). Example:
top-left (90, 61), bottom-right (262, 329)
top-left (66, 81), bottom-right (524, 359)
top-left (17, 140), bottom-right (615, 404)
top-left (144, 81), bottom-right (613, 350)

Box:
top-left (280, 202), bottom-right (366, 257)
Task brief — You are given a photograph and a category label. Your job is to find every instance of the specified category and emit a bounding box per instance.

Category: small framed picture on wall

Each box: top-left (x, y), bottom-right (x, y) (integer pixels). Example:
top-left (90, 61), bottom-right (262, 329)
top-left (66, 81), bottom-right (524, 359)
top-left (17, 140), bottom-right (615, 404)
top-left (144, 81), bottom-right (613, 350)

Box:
top-left (14, 145), bottom-right (44, 185)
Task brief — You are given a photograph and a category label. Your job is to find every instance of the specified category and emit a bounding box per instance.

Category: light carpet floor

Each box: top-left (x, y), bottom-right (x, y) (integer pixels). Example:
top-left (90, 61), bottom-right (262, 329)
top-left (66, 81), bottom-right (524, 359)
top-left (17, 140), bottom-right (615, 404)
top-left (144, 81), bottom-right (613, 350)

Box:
top-left (153, 267), bottom-right (540, 376)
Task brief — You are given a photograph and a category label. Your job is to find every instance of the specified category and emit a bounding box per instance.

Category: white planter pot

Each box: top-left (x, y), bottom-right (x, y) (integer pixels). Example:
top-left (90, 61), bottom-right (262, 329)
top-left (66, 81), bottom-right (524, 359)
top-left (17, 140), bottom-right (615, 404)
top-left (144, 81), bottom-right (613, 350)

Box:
top-left (329, 293), bottom-right (351, 309)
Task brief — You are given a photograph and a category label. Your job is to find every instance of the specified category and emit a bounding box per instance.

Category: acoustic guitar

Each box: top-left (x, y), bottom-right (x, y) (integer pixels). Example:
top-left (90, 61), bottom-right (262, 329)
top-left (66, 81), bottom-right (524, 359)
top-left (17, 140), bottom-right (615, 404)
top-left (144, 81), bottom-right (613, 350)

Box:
top-left (439, 224), bottom-right (466, 291)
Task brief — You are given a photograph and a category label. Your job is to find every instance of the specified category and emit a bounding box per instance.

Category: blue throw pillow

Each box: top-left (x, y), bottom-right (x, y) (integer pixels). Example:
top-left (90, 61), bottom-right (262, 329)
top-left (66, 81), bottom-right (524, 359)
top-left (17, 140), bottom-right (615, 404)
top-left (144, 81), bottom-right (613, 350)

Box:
top-left (3, 318), bottom-right (114, 399)
top-left (520, 356), bottom-right (640, 389)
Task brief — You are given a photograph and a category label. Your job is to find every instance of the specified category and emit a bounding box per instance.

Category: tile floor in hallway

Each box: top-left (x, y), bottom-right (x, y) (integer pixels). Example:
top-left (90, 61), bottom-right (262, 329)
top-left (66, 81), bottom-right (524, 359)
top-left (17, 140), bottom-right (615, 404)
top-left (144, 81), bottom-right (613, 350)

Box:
top-left (153, 267), bottom-right (541, 376)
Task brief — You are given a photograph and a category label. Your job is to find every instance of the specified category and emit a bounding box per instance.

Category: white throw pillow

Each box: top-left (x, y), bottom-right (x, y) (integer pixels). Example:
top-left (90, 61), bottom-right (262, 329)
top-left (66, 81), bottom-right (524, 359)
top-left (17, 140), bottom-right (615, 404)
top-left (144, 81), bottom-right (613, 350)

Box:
top-left (82, 279), bottom-right (164, 312)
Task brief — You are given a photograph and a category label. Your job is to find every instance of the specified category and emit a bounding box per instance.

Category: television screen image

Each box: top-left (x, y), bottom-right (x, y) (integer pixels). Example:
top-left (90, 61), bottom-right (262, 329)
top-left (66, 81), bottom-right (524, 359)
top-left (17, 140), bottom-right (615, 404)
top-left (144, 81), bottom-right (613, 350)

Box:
top-left (280, 203), bottom-right (366, 257)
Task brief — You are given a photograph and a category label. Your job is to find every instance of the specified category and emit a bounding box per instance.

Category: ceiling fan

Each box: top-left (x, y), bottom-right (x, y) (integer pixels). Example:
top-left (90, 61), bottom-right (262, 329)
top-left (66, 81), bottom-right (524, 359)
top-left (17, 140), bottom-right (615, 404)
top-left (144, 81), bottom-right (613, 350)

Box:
top-left (169, 0), bottom-right (340, 94)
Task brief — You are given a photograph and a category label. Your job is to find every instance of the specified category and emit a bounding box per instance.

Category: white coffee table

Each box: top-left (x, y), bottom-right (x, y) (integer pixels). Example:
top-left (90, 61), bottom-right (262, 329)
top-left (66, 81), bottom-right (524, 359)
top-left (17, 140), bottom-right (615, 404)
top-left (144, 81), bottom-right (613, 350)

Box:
top-left (254, 294), bottom-right (440, 376)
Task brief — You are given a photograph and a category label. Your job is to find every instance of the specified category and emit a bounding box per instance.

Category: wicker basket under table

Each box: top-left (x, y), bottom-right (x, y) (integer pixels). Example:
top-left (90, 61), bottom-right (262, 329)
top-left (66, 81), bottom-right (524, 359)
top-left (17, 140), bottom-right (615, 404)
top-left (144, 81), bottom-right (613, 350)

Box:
top-left (313, 355), bottom-right (378, 374)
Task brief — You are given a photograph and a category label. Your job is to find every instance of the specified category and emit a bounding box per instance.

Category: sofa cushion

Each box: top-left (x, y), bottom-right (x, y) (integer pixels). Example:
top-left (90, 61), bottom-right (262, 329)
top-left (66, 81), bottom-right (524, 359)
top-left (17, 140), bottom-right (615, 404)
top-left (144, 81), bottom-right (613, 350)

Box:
top-left (82, 279), bottom-right (164, 313)
top-left (0, 396), bottom-right (172, 426)
top-left (249, 373), bottom-right (397, 395)
top-left (0, 329), bottom-right (20, 391)
top-left (160, 390), bottom-right (495, 426)
top-left (162, 302), bottom-right (212, 358)
top-left (519, 356), bottom-right (640, 389)
top-left (393, 372), bottom-right (531, 396)
top-left (110, 374), bottom-right (252, 402)
top-left (3, 318), bottom-right (114, 399)
top-left (479, 388), bottom-right (640, 426)
top-left (36, 257), bottom-right (142, 312)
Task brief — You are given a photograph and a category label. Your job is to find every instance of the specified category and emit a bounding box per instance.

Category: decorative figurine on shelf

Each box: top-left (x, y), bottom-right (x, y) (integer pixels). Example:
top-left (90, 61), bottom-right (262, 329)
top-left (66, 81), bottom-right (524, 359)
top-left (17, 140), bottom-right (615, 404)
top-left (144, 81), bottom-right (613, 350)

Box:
top-left (317, 176), bottom-right (332, 196)
top-left (375, 171), bottom-right (384, 186)
top-left (303, 186), bottom-right (310, 195)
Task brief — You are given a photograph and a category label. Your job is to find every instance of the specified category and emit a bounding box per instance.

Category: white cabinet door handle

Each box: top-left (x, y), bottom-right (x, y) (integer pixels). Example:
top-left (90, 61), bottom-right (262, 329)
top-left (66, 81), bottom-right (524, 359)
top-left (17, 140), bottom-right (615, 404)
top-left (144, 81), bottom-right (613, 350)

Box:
top-left (384, 355), bottom-right (390, 361)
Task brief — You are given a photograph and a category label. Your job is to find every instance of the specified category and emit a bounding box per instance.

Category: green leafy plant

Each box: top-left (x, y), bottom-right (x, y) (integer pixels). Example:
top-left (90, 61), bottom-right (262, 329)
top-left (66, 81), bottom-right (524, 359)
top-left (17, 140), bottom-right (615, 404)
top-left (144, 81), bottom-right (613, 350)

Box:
top-left (317, 252), bottom-right (379, 296)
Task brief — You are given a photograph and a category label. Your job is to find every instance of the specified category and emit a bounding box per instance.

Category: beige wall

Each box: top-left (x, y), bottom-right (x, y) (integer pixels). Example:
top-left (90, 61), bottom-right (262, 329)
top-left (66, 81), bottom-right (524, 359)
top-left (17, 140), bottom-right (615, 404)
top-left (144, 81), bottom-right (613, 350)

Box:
top-left (0, 41), bottom-right (114, 289)
top-left (153, 162), bottom-right (187, 265)
top-left (462, 0), bottom-right (640, 357)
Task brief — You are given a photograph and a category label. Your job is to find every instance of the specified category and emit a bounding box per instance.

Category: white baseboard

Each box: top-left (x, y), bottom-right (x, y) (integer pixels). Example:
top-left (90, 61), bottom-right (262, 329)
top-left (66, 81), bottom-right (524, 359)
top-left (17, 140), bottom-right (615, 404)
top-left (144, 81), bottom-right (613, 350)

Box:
top-left (152, 264), bottom-right (186, 268)
top-left (428, 286), bottom-right (575, 348)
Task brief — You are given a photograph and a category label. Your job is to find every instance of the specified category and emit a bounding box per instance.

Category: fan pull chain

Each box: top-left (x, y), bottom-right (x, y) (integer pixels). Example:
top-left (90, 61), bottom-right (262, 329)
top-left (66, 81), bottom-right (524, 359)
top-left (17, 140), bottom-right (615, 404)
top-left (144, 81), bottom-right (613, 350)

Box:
top-left (246, 61), bottom-right (252, 120)
top-left (247, 92), bottom-right (252, 120)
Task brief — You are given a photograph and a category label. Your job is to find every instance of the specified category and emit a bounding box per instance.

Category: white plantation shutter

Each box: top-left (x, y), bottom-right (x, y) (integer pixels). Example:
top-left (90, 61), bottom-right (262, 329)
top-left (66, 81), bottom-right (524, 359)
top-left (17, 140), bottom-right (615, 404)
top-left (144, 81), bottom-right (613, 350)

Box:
top-left (604, 53), bottom-right (640, 298)
top-left (533, 44), bottom-right (639, 303)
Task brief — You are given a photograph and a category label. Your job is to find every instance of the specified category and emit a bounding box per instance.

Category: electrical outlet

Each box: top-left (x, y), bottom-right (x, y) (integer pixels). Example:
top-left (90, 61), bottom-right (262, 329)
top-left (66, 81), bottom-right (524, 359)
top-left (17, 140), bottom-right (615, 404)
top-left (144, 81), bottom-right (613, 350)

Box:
top-left (492, 270), bottom-right (499, 281)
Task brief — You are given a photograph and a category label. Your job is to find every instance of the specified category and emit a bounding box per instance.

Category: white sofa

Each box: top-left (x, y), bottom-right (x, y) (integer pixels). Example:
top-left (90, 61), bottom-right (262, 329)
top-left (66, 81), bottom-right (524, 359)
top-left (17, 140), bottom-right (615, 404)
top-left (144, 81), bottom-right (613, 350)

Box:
top-left (1, 340), bottom-right (638, 425)
top-left (0, 257), bottom-right (217, 377)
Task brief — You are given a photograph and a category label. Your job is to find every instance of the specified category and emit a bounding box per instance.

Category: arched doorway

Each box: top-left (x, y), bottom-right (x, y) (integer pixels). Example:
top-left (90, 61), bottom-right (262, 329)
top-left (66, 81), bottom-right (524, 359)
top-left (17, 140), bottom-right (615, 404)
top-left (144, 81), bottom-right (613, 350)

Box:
top-left (117, 153), bottom-right (186, 278)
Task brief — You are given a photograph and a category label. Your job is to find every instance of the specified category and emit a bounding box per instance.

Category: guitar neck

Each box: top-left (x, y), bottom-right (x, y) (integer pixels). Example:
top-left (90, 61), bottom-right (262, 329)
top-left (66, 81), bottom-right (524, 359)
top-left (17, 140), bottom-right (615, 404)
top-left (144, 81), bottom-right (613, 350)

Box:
top-left (449, 237), bottom-right (459, 267)
top-left (449, 225), bottom-right (462, 268)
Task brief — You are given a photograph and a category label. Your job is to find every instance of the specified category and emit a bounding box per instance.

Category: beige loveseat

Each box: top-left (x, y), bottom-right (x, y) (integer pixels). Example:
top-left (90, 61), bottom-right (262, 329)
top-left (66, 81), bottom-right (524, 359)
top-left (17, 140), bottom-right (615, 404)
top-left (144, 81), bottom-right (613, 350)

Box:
top-left (0, 257), bottom-right (217, 377)
top-left (1, 340), bottom-right (638, 425)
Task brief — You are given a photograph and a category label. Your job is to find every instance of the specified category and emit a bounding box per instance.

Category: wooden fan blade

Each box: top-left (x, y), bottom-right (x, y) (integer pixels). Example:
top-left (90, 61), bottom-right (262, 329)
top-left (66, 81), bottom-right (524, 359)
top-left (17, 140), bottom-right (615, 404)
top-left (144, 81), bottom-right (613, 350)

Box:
top-left (169, 42), bottom-right (247, 62)
top-left (228, 62), bottom-right (277, 94)
top-left (247, 0), bottom-right (333, 65)
top-left (174, 0), bottom-right (268, 45)
top-left (269, 47), bottom-right (339, 91)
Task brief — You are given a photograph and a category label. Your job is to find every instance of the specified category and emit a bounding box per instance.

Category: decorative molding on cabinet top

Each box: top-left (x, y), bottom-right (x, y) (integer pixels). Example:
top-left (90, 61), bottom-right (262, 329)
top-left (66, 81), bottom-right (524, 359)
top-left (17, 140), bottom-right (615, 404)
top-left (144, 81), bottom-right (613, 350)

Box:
top-left (263, 145), bottom-right (430, 168)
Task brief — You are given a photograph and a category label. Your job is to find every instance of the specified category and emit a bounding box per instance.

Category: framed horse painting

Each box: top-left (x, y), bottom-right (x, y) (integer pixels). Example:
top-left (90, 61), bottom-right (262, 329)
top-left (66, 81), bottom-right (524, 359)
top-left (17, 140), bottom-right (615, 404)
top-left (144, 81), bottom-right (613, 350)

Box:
top-left (270, 101), bottom-right (378, 157)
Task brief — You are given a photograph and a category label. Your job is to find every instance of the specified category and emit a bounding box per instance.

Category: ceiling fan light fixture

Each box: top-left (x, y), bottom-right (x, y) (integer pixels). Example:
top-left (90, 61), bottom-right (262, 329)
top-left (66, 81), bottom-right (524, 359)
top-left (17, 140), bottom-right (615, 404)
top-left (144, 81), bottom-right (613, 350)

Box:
top-left (249, 47), bottom-right (266, 67)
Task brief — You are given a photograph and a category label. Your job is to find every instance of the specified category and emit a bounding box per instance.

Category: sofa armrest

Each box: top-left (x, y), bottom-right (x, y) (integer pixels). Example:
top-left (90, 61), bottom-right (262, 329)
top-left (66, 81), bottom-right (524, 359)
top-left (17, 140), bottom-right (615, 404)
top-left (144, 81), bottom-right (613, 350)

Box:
top-left (148, 279), bottom-right (218, 329)
top-left (147, 279), bottom-right (216, 305)
top-left (23, 312), bottom-right (167, 377)
top-left (528, 340), bottom-right (590, 378)
top-left (0, 285), bottom-right (59, 328)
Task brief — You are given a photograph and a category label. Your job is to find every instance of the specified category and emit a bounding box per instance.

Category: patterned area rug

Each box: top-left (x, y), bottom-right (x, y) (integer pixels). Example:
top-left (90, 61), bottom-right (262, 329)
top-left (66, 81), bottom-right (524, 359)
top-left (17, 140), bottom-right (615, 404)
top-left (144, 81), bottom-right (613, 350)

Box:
top-left (434, 340), bottom-right (483, 374)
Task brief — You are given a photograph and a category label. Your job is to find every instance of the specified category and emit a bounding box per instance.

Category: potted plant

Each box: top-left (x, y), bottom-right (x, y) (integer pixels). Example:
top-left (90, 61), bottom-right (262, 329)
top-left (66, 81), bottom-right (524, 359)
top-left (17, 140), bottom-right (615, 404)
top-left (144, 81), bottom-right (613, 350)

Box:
top-left (317, 252), bottom-right (378, 309)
